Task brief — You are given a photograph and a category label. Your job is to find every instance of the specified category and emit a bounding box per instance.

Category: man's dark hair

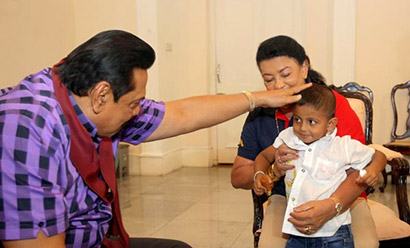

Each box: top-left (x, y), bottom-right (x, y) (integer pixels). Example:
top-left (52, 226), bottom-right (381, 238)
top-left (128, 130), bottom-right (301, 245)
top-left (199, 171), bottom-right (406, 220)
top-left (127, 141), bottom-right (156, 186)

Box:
top-left (57, 30), bottom-right (155, 101)
top-left (256, 35), bottom-right (326, 85)
top-left (295, 83), bottom-right (336, 119)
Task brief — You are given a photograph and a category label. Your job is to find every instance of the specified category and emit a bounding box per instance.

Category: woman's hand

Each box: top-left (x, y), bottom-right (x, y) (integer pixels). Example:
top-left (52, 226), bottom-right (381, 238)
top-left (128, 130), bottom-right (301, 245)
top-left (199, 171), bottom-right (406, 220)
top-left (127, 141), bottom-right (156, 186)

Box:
top-left (273, 143), bottom-right (298, 177)
top-left (287, 199), bottom-right (335, 235)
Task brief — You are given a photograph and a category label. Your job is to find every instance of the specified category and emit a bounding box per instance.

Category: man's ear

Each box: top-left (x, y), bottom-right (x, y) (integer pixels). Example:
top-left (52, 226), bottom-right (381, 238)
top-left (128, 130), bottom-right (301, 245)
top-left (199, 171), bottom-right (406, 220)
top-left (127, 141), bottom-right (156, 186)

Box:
top-left (90, 81), bottom-right (111, 114)
top-left (327, 117), bottom-right (338, 133)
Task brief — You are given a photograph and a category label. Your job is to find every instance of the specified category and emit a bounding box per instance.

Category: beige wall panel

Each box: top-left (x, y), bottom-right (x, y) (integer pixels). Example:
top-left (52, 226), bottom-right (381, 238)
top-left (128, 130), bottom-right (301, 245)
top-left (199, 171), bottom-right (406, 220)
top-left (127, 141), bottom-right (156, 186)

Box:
top-left (355, 0), bottom-right (410, 143)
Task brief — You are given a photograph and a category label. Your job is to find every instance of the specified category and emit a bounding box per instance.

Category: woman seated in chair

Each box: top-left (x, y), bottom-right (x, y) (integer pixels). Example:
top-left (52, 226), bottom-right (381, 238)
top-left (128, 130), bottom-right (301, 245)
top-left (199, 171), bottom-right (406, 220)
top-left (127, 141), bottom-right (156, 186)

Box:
top-left (231, 35), bottom-right (379, 248)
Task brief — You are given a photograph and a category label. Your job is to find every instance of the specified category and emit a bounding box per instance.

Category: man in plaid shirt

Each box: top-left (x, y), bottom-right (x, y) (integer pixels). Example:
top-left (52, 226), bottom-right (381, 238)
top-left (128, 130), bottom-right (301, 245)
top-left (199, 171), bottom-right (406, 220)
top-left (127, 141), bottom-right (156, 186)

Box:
top-left (0, 30), bottom-right (309, 247)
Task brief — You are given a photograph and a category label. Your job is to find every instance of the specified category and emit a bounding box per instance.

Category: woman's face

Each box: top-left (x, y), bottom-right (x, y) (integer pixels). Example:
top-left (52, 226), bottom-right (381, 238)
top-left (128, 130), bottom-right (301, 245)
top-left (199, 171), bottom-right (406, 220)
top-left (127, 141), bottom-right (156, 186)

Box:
top-left (259, 56), bottom-right (308, 91)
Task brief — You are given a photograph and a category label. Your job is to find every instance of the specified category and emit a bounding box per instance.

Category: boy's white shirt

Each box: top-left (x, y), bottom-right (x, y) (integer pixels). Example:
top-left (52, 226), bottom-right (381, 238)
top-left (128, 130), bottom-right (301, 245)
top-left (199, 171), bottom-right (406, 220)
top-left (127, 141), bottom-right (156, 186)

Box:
top-left (273, 127), bottom-right (375, 237)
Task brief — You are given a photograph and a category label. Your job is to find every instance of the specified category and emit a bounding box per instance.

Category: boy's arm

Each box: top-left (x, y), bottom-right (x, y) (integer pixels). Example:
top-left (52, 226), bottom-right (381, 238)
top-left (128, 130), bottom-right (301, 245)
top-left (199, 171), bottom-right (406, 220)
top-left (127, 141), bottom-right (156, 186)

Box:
top-left (254, 145), bottom-right (276, 173)
top-left (253, 146), bottom-right (276, 195)
top-left (356, 150), bottom-right (387, 186)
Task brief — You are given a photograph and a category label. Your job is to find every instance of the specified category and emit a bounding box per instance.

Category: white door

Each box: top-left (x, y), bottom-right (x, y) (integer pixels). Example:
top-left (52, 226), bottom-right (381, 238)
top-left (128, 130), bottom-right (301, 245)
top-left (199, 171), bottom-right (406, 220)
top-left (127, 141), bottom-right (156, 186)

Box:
top-left (214, 0), bottom-right (305, 163)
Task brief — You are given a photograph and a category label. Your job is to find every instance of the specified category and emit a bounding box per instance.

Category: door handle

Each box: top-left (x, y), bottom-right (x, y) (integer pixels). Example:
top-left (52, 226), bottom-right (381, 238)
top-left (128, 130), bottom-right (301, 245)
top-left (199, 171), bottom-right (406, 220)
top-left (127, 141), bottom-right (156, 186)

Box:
top-left (216, 63), bottom-right (221, 84)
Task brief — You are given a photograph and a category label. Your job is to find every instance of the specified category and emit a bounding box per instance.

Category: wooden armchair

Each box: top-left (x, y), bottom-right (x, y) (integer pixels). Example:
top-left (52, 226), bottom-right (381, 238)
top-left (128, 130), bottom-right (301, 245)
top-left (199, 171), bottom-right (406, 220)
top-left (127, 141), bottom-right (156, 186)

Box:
top-left (251, 82), bottom-right (410, 247)
top-left (381, 81), bottom-right (410, 202)
top-left (331, 82), bottom-right (409, 224)
top-left (383, 80), bottom-right (410, 155)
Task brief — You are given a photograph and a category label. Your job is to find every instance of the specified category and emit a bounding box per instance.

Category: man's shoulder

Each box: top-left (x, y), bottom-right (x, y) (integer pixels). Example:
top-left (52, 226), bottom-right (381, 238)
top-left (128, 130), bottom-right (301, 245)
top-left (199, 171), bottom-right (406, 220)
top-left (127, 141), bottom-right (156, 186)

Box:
top-left (1, 68), bottom-right (58, 108)
top-left (0, 68), bottom-right (65, 132)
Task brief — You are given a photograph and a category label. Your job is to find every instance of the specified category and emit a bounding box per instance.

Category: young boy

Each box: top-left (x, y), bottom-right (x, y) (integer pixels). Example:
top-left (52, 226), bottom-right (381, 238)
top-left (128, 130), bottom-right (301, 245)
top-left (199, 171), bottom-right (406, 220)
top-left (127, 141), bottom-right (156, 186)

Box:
top-left (253, 84), bottom-right (386, 248)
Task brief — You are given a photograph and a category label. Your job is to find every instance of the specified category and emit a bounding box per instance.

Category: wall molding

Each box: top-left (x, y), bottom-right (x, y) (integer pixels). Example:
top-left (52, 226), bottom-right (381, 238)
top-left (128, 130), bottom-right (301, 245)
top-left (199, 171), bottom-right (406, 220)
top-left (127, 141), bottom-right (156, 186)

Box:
top-left (129, 146), bottom-right (214, 176)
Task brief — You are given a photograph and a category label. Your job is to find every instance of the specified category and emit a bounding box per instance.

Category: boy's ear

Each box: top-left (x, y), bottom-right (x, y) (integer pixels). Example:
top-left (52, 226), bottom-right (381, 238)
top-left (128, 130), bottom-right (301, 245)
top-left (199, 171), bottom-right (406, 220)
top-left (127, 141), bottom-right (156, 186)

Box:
top-left (327, 117), bottom-right (338, 133)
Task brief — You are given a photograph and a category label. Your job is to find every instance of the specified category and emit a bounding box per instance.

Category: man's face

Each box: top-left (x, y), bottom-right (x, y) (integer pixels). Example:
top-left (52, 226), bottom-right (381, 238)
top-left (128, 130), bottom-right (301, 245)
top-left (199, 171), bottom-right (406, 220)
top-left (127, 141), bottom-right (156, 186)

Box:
top-left (292, 104), bottom-right (332, 145)
top-left (96, 68), bottom-right (147, 137)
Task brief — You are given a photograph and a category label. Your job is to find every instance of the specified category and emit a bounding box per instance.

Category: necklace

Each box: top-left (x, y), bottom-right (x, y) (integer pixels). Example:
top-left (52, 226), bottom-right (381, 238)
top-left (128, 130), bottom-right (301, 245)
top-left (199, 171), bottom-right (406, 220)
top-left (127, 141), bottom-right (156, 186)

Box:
top-left (275, 109), bottom-right (281, 134)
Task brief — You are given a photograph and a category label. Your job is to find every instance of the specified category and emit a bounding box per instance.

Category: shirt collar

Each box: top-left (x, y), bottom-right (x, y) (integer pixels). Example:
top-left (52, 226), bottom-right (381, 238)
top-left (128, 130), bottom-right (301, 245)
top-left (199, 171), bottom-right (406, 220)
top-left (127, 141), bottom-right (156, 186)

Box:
top-left (276, 108), bottom-right (289, 121)
top-left (276, 108), bottom-right (292, 129)
top-left (67, 90), bottom-right (100, 142)
top-left (287, 127), bottom-right (338, 149)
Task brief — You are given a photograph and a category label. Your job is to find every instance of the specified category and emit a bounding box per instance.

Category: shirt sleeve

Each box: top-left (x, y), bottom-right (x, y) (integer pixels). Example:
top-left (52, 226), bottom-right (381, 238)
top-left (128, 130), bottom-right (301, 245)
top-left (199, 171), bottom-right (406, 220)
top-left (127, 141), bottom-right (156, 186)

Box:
top-left (273, 128), bottom-right (289, 149)
top-left (119, 99), bottom-right (165, 144)
top-left (342, 136), bottom-right (375, 170)
top-left (333, 90), bottom-right (366, 144)
top-left (237, 113), bottom-right (261, 160)
top-left (0, 110), bottom-right (69, 240)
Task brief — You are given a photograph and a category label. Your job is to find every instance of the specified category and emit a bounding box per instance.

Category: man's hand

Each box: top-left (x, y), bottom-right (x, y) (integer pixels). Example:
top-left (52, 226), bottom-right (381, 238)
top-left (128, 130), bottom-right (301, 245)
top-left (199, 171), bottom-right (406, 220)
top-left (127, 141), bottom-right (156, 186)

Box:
top-left (256, 83), bottom-right (312, 108)
top-left (287, 199), bottom-right (336, 235)
top-left (273, 143), bottom-right (298, 177)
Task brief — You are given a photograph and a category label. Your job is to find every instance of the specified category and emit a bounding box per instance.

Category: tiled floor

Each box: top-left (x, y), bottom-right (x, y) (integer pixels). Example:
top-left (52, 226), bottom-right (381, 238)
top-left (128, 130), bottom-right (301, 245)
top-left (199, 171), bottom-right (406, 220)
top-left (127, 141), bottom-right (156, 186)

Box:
top-left (118, 165), bottom-right (409, 248)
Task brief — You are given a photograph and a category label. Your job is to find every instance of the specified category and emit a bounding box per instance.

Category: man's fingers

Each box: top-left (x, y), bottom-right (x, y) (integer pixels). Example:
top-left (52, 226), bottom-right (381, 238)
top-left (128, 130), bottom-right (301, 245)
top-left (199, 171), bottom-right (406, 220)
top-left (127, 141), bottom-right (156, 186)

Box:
top-left (282, 94), bottom-right (302, 105)
top-left (290, 83), bottom-right (312, 94)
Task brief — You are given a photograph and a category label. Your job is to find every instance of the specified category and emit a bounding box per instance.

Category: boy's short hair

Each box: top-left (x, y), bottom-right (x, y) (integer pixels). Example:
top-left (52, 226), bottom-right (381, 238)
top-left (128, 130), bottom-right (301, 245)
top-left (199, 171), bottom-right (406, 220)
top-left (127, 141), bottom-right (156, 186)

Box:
top-left (295, 84), bottom-right (336, 119)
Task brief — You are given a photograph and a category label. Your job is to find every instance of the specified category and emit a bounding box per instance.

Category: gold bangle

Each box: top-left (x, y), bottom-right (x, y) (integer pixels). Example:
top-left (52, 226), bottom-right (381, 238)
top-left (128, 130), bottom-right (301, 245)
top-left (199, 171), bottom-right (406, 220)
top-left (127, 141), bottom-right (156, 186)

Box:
top-left (267, 164), bottom-right (280, 182)
top-left (243, 90), bottom-right (256, 112)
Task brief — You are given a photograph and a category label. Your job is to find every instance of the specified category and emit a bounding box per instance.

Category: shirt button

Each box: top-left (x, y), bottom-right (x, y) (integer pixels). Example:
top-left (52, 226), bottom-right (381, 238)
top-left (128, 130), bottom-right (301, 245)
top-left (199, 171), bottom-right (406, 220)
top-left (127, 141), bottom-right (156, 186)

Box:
top-left (38, 222), bottom-right (44, 227)
top-left (301, 169), bottom-right (305, 173)
top-left (292, 197), bottom-right (295, 201)
top-left (308, 148), bottom-right (312, 152)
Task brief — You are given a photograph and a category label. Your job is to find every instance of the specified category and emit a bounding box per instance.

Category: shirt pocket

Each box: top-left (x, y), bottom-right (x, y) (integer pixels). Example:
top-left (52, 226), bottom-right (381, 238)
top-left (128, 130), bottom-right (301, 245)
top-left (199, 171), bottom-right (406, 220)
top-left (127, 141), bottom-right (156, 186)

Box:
top-left (311, 157), bottom-right (338, 182)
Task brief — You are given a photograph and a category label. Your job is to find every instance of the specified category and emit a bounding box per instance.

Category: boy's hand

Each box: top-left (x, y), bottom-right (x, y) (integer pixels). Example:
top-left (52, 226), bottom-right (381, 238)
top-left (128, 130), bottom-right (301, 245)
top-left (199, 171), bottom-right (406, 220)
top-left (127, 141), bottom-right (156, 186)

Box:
top-left (253, 174), bottom-right (273, 196)
top-left (356, 168), bottom-right (380, 187)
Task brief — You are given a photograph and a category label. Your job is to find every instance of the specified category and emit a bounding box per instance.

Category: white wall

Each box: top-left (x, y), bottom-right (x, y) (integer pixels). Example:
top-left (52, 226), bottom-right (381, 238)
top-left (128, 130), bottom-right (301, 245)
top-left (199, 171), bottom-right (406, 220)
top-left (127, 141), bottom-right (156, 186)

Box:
top-left (355, 0), bottom-right (410, 144)
top-left (135, 0), bottom-right (213, 175)
top-left (156, 0), bottom-right (212, 165)
top-left (0, 0), bottom-right (75, 88)
top-left (72, 0), bottom-right (138, 45)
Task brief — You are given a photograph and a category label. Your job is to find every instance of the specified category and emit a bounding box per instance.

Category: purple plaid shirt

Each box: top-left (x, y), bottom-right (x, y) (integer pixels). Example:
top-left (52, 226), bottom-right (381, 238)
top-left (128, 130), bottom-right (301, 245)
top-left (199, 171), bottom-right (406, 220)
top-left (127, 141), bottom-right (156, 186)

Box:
top-left (0, 68), bottom-right (165, 247)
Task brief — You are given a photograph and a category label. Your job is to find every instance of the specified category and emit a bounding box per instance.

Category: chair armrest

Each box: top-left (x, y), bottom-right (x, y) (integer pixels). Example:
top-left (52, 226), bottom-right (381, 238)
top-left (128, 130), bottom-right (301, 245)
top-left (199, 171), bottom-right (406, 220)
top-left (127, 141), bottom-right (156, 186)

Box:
top-left (389, 157), bottom-right (410, 224)
top-left (369, 143), bottom-right (403, 160)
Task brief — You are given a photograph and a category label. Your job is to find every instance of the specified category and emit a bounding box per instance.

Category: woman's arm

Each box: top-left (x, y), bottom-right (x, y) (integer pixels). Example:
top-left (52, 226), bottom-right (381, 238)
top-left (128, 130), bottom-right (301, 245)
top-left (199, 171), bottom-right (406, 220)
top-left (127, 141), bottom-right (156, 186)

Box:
top-left (288, 169), bottom-right (367, 234)
top-left (231, 156), bottom-right (255, 189)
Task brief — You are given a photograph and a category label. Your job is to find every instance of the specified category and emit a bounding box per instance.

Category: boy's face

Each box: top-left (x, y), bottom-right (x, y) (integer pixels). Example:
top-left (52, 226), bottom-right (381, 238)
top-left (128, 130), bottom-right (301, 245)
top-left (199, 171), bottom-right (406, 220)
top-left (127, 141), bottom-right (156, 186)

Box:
top-left (292, 104), bottom-right (337, 145)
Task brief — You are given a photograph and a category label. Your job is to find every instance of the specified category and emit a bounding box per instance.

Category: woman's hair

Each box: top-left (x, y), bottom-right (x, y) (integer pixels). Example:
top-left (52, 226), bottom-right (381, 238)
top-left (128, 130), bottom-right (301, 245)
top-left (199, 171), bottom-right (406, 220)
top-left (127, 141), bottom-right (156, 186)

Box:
top-left (296, 83), bottom-right (336, 119)
top-left (256, 35), bottom-right (326, 85)
top-left (57, 30), bottom-right (155, 102)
